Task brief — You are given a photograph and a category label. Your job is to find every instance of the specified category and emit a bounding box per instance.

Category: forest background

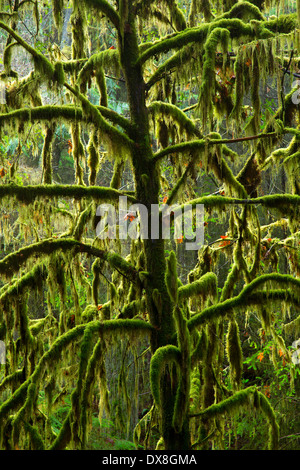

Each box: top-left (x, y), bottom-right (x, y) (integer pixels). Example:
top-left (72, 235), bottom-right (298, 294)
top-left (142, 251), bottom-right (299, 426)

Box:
top-left (0, 0), bottom-right (299, 451)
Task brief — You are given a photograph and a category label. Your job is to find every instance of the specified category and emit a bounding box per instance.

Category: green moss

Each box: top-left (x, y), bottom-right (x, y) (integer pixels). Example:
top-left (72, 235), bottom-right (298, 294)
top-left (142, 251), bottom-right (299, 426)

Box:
top-left (110, 160), bottom-right (124, 189)
top-left (49, 412), bottom-right (72, 450)
top-left (53, 61), bottom-right (65, 85)
top-left (265, 13), bottom-right (297, 34)
top-left (150, 344), bottom-right (182, 406)
top-left (217, 1), bottom-right (265, 21)
top-left (0, 264), bottom-right (46, 305)
top-left (0, 103), bottom-right (132, 133)
top-left (192, 386), bottom-right (279, 449)
top-left (199, 27), bottom-right (230, 127)
top-left (188, 274), bottom-right (300, 332)
top-left (78, 49), bottom-right (120, 87)
top-left (82, 0), bottom-right (120, 31)
top-left (165, 251), bottom-right (178, 303)
top-left (81, 304), bottom-right (98, 323)
top-left (178, 272), bottom-right (217, 303)
top-left (52, 0), bottom-right (64, 33)
top-left (0, 183), bottom-right (137, 205)
top-left (23, 422), bottom-right (45, 450)
top-left (41, 124), bottom-right (56, 185)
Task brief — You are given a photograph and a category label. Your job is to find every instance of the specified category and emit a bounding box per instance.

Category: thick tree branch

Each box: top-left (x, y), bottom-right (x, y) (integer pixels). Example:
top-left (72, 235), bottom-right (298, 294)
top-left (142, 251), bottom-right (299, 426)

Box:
top-left (0, 238), bottom-right (139, 281)
top-left (0, 20), bottom-right (55, 78)
top-left (152, 131), bottom-right (278, 163)
top-left (63, 81), bottom-right (134, 151)
top-left (137, 16), bottom-right (279, 67)
top-left (0, 183), bottom-right (137, 203)
top-left (188, 274), bottom-right (300, 332)
top-left (0, 104), bottom-right (132, 134)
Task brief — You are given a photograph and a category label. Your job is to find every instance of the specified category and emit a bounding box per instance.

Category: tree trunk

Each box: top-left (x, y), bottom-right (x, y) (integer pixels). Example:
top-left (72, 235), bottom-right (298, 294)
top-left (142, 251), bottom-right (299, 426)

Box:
top-left (119, 14), bottom-right (190, 450)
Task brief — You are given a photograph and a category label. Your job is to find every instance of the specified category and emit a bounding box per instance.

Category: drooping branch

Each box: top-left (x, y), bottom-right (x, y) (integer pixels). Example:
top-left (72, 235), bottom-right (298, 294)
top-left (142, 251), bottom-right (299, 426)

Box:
top-left (0, 20), bottom-right (55, 80)
top-left (215, 1), bottom-right (265, 21)
top-left (152, 131), bottom-right (280, 163)
top-left (179, 193), bottom-right (300, 212)
top-left (0, 263), bottom-right (47, 306)
top-left (81, 0), bottom-right (120, 31)
top-left (188, 273), bottom-right (300, 332)
top-left (63, 81), bottom-right (134, 153)
top-left (0, 183), bottom-right (137, 204)
top-left (150, 344), bottom-right (182, 407)
top-left (137, 15), bottom-right (282, 67)
top-left (0, 238), bottom-right (139, 282)
top-left (0, 103), bottom-right (132, 134)
top-left (1, 316), bottom-right (153, 448)
top-left (190, 386), bottom-right (279, 450)
top-left (148, 101), bottom-right (202, 138)
top-left (178, 272), bottom-right (217, 303)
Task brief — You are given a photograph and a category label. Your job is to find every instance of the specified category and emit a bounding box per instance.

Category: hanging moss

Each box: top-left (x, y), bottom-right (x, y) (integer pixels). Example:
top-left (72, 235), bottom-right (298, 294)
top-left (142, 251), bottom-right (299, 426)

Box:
top-left (52, 0), bottom-right (65, 33)
top-left (72, 203), bottom-right (93, 240)
top-left (188, 273), bottom-right (300, 332)
top-left (150, 344), bottom-right (182, 407)
top-left (0, 183), bottom-right (137, 205)
top-left (148, 101), bottom-right (202, 139)
top-left (23, 421), bottom-right (45, 450)
top-left (165, 251), bottom-right (178, 303)
top-left (191, 386), bottom-right (279, 449)
top-left (41, 123), bottom-right (56, 185)
top-left (226, 319), bottom-right (243, 390)
top-left (178, 272), bottom-right (217, 303)
top-left (78, 49), bottom-right (120, 90)
top-left (198, 27), bottom-right (230, 127)
top-left (218, 1), bottom-right (265, 21)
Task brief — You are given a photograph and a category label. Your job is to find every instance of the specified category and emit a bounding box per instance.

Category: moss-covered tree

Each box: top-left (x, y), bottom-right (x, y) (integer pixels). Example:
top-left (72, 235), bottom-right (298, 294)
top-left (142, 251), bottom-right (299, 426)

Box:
top-left (0, 0), bottom-right (299, 450)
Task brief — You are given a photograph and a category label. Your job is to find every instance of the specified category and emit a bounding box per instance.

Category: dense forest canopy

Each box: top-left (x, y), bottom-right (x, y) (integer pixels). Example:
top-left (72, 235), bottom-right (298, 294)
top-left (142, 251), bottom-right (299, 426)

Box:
top-left (0, 0), bottom-right (299, 451)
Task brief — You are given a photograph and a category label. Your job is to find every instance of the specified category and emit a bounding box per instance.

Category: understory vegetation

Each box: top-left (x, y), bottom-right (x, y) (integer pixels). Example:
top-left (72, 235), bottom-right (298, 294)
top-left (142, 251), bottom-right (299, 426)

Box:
top-left (0, 0), bottom-right (299, 451)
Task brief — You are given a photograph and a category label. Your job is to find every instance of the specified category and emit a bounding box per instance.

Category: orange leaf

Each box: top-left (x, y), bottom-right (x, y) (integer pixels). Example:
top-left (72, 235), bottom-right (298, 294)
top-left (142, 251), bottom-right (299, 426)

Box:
top-left (267, 238), bottom-right (272, 242)
top-left (257, 352), bottom-right (264, 362)
top-left (0, 168), bottom-right (6, 177)
top-left (176, 235), bottom-right (184, 244)
top-left (245, 58), bottom-right (252, 67)
top-left (124, 213), bottom-right (135, 221)
top-left (278, 349), bottom-right (284, 357)
top-left (163, 196), bottom-right (168, 204)
top-left (97, 304), bottom-right (103, 310)
top-left (220, 235), bottom-right (228, 239)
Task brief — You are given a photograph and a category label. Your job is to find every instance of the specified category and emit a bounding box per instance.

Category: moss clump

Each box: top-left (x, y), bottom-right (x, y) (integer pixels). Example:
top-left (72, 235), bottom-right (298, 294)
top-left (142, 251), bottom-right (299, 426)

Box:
top-left (226, 319), bottom-right (243, 389)
top-left (150, 345), bottom-right (182, 406)
top-left (165, 251), bottom-right (178, 303)
top-left (192, 386), bottom-right (279, 449)
top-left (178, 272), bottom-right (217, 303)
